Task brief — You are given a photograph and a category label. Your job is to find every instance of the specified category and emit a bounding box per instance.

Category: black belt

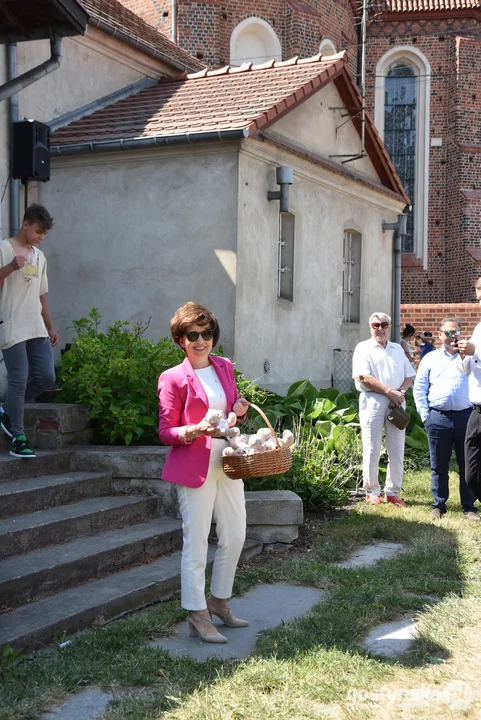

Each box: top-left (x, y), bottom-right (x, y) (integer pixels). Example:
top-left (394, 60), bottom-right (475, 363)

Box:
top-left (430, 407), bottom-right (471, 414)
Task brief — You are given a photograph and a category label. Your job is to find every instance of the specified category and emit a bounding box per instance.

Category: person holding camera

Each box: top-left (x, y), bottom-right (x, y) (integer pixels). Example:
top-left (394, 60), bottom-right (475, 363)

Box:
top-left (352, 312), bottom-right (415, 507)
top-left (457, 278), bottom-right (481, 505)
top-left (413, 318), bottom-right (478, 521)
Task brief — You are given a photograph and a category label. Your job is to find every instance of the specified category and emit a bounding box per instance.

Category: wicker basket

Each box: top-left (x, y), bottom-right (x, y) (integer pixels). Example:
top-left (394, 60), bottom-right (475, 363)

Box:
top-left (222, 402), bottom-right (293, 480)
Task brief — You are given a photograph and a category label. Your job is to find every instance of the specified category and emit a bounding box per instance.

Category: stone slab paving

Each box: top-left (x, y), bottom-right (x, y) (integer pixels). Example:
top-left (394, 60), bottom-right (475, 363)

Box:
top-left (150, 583), bottom-right (324, 661)
top-left (363, 618), bottom-right (419, 659)
top-left (335, 542), bottom-right (404, 569)
top-left (41, 688), bottom-right (113, 720)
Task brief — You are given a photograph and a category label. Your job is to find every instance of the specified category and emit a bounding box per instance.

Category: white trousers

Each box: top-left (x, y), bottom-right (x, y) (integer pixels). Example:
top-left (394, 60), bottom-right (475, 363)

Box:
top-left (360, 395), bottom-right (406, 497)
top-left (177, 439), bottom-right (246, 610)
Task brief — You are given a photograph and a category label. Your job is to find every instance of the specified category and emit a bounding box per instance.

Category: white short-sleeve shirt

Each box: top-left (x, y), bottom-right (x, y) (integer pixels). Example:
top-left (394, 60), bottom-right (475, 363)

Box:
top-left (352, 338), bottom-right (416, 399)
top-left (0, 240), bottom-right (48, 350)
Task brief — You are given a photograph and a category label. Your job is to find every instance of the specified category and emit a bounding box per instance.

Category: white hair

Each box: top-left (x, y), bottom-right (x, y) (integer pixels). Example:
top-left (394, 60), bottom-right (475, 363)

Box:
top-left (369, 312), bottom-right (391, 325)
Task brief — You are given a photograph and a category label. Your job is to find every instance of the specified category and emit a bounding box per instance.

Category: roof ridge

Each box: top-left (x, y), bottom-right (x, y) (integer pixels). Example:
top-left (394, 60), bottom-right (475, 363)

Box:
top-left (179, 50), bottom-right (348, 81)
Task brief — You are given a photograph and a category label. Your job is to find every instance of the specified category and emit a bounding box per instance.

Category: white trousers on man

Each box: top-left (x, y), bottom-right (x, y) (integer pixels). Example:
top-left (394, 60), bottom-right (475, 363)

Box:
top-left (177, 439), bottom-right (246, 610)
top-left (359, 394), bottom-right (406, 497)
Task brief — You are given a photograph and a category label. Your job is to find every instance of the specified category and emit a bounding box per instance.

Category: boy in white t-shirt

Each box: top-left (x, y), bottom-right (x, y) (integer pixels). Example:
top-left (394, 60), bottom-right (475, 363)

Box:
top-left (0, 204), bottom-right (58, 458)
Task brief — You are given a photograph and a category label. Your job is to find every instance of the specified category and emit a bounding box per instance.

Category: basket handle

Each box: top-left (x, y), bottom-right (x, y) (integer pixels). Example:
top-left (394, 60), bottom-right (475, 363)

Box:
top-left (246, 401), bottom-right (280, 449)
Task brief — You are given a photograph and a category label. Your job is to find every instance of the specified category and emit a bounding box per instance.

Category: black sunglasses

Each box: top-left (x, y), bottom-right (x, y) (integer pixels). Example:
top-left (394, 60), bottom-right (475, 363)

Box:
top-left (185, 330), bottom-right (214, 342)
top-left (371, 322), bottom-right (390, 330)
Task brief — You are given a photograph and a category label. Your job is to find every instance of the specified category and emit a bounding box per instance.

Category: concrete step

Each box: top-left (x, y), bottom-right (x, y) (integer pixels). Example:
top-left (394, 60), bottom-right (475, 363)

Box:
top-left (23, 403), bottom-right (90, 434)
top-left (0, 518), bottom-right (183, 609)
top-left (0, 495), bottom-right (158, 560)
top-left (0, 449), bottom-right (72, 483)
top-left (0, 471), bottom-right (112, 520)
top-left (0, 538), bottom-right (263, 653)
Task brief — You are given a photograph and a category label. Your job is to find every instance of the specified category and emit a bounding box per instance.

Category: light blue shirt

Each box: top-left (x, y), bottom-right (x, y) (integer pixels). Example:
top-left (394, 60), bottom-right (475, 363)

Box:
top-left (413, 347), bottom-right (471, 422)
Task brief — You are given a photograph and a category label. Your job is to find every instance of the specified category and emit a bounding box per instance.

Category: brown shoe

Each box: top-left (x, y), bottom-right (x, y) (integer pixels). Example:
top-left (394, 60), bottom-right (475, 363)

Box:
top-left (465, 511), bottom-right (480, 522)
top-left (188, 613), bottom-right (228, 643)
top-left (430, 508), bottom-right (444, 521)
top-left (207, 598), bottom-right (249, 628)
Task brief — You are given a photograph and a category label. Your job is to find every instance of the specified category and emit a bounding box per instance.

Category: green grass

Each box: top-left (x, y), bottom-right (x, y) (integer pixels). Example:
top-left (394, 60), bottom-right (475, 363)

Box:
top-left (2, 467), bottom-right (481, 719)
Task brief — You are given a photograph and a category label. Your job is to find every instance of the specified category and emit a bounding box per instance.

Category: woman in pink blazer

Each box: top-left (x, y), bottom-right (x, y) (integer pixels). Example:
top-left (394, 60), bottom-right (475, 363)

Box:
top-left (158, 302), bottom-right (249, 644)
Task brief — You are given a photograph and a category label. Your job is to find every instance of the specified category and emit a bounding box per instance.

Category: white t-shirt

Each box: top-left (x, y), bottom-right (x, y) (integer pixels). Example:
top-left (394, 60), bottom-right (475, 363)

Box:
top-left (194, 365), bottom-right (228, 414)
top-left (0, 240), bottom-right (48, 350)
top-left (352, 338), bottom-right (416, 401)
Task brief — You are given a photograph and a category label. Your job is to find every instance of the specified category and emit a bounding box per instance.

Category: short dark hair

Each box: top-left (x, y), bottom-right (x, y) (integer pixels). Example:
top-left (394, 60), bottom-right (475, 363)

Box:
top-left (402, 323), bottom-right (415, 338)
top-left (23, 204), bottom-right (54, 233)
top-left (170, 302), bottom-right (220, 347)
top-left (440, 316), bottom-right (461, 331)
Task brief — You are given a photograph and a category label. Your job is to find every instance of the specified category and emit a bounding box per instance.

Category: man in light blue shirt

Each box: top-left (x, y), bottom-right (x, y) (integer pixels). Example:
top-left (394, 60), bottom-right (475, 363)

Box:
top-left (413, 317), bottom-right (478, 520)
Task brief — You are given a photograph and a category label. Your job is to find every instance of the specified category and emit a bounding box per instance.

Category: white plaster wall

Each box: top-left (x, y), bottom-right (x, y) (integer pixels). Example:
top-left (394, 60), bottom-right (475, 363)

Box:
top-left (16, 29), bottom-right (162, 123)
top-left (0, 54), bottom-right (8, 395)
top-left (234, 146), bottom-right (404, 394)
top-left (40, 148), bottom-right (239, 355)
top-left (0, 52), bottom-right (8, 242)
top-left (0, 28), bottom-right (171, 237)
top-left (268, 81), bottom-right (379, 182)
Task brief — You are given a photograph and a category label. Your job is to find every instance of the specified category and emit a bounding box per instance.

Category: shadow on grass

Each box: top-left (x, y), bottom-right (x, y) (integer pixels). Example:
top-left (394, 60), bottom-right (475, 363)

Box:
top-left (0, 506), bottom-right (473, 719)
top-left (250, 512), bottom-right (463, 670)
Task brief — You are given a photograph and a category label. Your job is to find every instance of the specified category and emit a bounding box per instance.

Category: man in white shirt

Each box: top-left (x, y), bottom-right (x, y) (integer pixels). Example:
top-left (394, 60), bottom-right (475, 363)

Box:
top-left (457, 279), bottom-right (481, 503)
top-left (352, 312), bottom-right (416, 506)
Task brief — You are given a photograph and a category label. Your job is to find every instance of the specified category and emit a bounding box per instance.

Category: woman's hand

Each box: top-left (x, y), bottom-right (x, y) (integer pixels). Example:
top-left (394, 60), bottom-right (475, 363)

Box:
top-left (233, 398), bottom-right (249, 416)
top-left (193, 420), bottom-right (223, 438)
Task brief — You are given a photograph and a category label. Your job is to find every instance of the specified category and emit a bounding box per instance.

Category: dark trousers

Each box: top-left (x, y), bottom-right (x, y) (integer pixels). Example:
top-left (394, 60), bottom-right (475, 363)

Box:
top-left (426, 408), bottom-right (477, 513)
top-left (465, 408), bottom-right (481, 503)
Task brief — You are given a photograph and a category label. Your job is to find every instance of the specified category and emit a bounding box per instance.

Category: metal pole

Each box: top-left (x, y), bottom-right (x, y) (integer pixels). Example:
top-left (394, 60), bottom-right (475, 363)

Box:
top-left (360, 0), bottom-right (368, 154)
top-left (393, 229), bottom-right (402, 344)
top-left (7, 44), bottom-right (20, 237)
top-left (22, 179), bottom-right (29, 214)
top-left (172, 0), bottom-right (177, 43)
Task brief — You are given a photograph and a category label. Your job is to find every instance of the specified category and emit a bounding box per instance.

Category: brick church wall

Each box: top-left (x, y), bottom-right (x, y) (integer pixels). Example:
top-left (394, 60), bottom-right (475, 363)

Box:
top-left (401, 303), bottom-right (481, 346)
top-left (366, 17), bottom-right (481, 304)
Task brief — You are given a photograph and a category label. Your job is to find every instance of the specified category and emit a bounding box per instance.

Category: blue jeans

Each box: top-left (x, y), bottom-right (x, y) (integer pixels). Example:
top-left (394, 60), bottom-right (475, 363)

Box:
top-left (425, 408), bottom-right (477, 513)
top-left (2, 337), bottom-right (55, 436)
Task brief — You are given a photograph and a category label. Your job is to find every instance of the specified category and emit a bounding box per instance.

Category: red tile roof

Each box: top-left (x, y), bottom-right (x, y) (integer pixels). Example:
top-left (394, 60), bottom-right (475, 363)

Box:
top-left (80, 0), bottom-right (205, 72)
top-left (50, 52), bottom-right (408, 202)
top-left (375, 0), bottom-right (481, 10)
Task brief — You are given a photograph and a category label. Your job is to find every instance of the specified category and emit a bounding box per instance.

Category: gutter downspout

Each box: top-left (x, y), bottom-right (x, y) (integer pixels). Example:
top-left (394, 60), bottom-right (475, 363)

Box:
top-left (382, 213), bottom-right (407, 343)
top-left (0, 36), bottom-right (63, 103)
top-left (172, 0), bottom-right (177, 43)
top-left (7, 44), bottom-right (19, 237)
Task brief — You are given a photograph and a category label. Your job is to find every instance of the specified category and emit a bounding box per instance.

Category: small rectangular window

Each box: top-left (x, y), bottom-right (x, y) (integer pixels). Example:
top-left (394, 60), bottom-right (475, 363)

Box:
top-left (342, 230), bottom-right (361, 323)
top-left (278, 212), bottom-right (295, 302)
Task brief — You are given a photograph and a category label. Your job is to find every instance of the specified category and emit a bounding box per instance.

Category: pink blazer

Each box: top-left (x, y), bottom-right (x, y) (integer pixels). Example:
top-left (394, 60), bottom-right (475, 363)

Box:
top-left (158, 355), bottom-right (241, 488)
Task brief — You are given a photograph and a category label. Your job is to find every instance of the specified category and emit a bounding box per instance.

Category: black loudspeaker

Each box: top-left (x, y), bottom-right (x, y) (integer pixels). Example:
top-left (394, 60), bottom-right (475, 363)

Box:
top-left (12, 120), bottom-right (50, 182)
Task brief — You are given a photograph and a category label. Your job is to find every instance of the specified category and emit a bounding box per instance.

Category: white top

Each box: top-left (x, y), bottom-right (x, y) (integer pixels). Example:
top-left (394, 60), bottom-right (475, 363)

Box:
top-left (0, 240), bottom-right (48, 350)
top-left (195, 365), bottom-right (227, 414)
top-left (352, 338), bottom-right (416, 398)
top-left (459, 320), bottom-right (481, 404)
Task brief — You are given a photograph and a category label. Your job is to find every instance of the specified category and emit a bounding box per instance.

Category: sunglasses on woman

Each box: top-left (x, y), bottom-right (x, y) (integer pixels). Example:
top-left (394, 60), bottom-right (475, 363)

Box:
top-left (185, 330), bottom-right (214, 342)
top-left (371, 322), bottom-right (390, 329)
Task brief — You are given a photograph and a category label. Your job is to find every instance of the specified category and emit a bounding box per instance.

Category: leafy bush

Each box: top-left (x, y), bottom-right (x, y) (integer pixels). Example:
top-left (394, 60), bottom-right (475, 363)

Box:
top-left (244, 387), bottom-right (363, 511)
top-left (245, 415), bottom-right (360, 511)
top-left (58, 309), bottom-right (184, 445)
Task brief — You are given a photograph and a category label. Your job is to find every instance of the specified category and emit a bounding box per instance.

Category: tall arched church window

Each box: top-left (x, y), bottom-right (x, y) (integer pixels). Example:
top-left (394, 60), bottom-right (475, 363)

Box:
top-left (230, 18), bottom-right (282, 67)
top-left (374, 47), bottom-right (431, 267)
top-left (384, 62), bottom-right (416, 253)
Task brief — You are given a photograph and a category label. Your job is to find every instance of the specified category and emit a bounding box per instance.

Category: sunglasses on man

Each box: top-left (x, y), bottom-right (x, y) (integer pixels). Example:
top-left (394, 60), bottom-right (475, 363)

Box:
top-left (371, 322), bottom-right (390, 330)
top-left (185, 330), bottom-right (214, 342)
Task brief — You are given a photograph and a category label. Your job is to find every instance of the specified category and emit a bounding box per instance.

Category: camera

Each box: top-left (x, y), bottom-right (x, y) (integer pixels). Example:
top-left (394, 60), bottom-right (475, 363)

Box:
top-left (444, 329), bottom-right (460, 344)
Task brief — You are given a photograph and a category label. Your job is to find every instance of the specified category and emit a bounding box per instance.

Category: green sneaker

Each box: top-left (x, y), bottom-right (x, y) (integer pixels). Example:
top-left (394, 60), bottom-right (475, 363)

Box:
top-left (0, 407), bottom-right (13, 438)
top-left (10, 435), bottom-right (36, 459)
